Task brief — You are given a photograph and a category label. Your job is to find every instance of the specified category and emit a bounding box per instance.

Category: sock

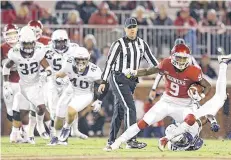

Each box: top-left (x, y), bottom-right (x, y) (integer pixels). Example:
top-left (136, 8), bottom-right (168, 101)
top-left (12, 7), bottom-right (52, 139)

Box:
top-left (71, 117), bottom-right (78, 135)
top-left (207, 116), bottom-right (217, 124)
top-left (28, 115), bottom-right (36, 137)
top-left (56, 129), bottom-right (61, 137)
top-left (119, 123), bottom-right (140, 143)
top-left (165, 122), bottom-right (190, 140)
top-left (45, 120), bottom-right (51, 129)
top-left (36, 113), bottom-right (46, 133)
top-left (64, 123), bottom-right (72, 129)
top-left (22, 124), bottom-right (28, 132)
top-left (12, 126), bottom-right (20, 132)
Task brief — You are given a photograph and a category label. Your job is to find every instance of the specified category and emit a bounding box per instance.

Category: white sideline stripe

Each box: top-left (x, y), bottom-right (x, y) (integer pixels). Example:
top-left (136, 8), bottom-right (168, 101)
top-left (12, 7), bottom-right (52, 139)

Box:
top-left (112, 75), bottom-right (130, 128)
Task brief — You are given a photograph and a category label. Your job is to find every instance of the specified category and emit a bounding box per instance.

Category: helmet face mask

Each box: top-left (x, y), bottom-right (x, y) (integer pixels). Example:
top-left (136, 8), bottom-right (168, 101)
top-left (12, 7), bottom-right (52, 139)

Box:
top-left (53, 39), bottom-right (68, 53)
top-left (2, 24), bottom-right (19, 46)
top-left (20, 41), bottom-right (35, 57)
top-left (171, 44), bottom-right (191, 71)
top-left (75, 57), bottom-right (89, 71)
top-left (51, 29), bottom-right (69, 54)
top-left (19, 26), bottom-right (36, 58)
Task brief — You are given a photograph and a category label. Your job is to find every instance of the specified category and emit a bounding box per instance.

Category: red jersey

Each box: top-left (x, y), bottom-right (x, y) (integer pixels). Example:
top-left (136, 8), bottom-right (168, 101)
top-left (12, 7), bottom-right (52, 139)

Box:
top-left (158, 58), bottom-right (202, 98)
top-left (1, 42), bottom-right (20, 83)
top-left (38, 36), bottom-right (51, 45)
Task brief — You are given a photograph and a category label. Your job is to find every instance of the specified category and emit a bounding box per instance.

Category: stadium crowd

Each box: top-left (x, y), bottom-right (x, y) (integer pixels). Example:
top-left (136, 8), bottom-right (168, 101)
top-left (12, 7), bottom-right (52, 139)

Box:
top-left (1, 1), bottom-right (231, 139)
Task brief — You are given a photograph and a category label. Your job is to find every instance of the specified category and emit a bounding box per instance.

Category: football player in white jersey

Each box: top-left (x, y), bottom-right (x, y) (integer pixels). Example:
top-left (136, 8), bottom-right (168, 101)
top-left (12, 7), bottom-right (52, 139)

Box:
top-left (43, 29), bottom-right (87, 140)
top-left (166, 53), bottom-right (231, 151)
top-left (48, 47), bottom-right (105, 145)
top-left (2, 26), bottom-right (52, 143)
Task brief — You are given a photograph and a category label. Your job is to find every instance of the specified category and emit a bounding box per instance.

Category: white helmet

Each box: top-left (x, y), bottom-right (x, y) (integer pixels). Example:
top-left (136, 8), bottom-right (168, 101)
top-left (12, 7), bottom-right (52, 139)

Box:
top-left (74, 47), bottom-right (90, 71)
top-left (165, 124), bottom-right (184, 143)
top-left (19, 26), bottom-right (36, 57)
top-left (51, 29), bottom-right (69, 53)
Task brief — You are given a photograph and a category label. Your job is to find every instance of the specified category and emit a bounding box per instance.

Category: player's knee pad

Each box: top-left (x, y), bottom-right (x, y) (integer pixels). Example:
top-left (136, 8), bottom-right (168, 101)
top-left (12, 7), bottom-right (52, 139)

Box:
top-left (137, 119), bottom-right (149, 129)
top-left (13, 111), bottom-right (21, 121)
top-left (7, 113), bottom-right (13, 122)
top-left (184, 114), bottom-right (196, 126)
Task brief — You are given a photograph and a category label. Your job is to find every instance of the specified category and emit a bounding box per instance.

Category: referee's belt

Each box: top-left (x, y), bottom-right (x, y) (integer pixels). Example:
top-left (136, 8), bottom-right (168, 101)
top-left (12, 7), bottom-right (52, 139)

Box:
top-left (112, 71), bottom-right (138, 81)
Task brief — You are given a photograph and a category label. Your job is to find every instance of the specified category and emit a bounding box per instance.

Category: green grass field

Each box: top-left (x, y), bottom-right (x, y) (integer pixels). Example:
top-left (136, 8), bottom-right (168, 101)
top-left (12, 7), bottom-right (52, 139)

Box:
top-left (1, 137), bottom-right (231, 160)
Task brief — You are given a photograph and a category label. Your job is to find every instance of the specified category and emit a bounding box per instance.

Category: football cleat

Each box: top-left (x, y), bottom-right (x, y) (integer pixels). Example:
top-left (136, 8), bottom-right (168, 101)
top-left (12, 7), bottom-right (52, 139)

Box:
top-left (28, 137), bottom-right (36, 144)
top-left (218, 54), bottom-right (231, 64)
top-left (48, 137), bottom-right (58, 146)
top-left (71, 130), bottom-right (88, 139)
top-left (59, 127), bottom-right (70, 142)
top-left (158, 137), bottom-right (168, 151)
top-left (10, 131), bottom-right (23, 143)
top-left (126, 139), bottom-right (147, 149)
top-left (41, 132), bottom-right (50, 139)
top-left (58, 139), bottom-right (68, 146)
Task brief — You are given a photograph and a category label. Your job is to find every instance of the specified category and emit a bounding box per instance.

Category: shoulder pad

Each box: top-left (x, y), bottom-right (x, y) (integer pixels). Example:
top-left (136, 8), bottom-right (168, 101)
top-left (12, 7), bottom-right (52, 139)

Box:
top-left (70, 43), bottom-right (79, 48)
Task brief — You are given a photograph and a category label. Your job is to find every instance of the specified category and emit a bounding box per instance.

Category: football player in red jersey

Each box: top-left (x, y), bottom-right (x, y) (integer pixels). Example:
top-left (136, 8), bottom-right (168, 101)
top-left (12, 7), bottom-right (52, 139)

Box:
top-left (1, 24), bottom-right (27, 120)
top-left (28, 20), bottom-right (51, 45)
top-left (106, 44), bottom-right (211, 151)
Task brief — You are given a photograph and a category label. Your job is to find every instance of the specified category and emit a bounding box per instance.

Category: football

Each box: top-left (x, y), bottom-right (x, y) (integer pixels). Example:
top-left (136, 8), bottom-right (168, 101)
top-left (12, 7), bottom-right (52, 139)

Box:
top-left (188, 83), bottom-right (204, 95)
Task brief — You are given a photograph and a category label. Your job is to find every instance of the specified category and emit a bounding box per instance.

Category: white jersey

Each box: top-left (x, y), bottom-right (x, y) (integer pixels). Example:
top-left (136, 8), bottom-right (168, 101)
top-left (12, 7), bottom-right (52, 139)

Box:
top-left (61, 61), bottom-right (102, 94)
top-left (44, 43), bottom-right (79, 73)
top-left (8, 43), bottom-right (45, 85)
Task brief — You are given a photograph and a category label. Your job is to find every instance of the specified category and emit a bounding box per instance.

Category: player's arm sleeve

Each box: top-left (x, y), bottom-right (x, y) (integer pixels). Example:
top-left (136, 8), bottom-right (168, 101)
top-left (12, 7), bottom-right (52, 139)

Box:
top-left (101, 41), bottom-right (121, 83)
top-left (151, 73), bottom-right (163, 90)
top-left (3, 50), bottom-right (15, 81)
top-left (143, 40), bottom-right (159, 67)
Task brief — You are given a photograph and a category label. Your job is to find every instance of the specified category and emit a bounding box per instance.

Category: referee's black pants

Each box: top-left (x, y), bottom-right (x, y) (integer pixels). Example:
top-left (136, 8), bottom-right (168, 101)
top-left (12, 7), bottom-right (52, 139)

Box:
top-left (108, 71), bottom-right (137, 143)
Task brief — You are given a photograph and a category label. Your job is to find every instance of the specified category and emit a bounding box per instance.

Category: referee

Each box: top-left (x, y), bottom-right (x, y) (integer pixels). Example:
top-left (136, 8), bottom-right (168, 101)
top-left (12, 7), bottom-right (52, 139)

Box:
top-left (98, 17), bottom-right (159, 149)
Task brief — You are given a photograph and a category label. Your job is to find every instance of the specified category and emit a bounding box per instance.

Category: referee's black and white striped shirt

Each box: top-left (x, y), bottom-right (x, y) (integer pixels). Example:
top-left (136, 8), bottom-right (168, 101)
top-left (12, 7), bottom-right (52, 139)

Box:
top-left (101, 36), bottom-right (159, 82)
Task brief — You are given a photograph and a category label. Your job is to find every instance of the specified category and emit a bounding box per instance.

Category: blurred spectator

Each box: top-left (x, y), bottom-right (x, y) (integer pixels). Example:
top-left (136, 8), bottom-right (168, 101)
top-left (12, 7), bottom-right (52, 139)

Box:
top-left (65, 10), bottom-right (83, 44)
top-left (55, 1), bottom-right (79, 11)
top-left (199, 54), bottom-right (217, 79)
top-left (84, 34), bottom-right (101, 64)
top-left (153, 5), bottom-right (173, 25)
top-left (174, 7), bottom-right (197, 54)
top-left (88, 2), bottom-right (118, 25)
top-left (97, 44), bottom-right (110, 71)
top-left (40, 8), bottom-right (58, 25)
top-left (21, 1), bottom-right (43, 20)
top-left (226, 1), bottom-right (231, 25)
top-left (198, 9), bottom-right (226, 34)
top-left (13, 5), bottom-right (30, 24)
top-left (152, 5), bottom-right (173, 57)
top-left (208, 1), bottom-right (227, 23)
top-left (1, 1), bottom-right (16, 23)
top-left (142, 90), bottom-right (165, 138)
top-left (65, 10), bottom-right (83, 25)
top-left (105, 0), bottom-right (121, 10)
top-left (124, 1), bottom-right (155, 11)
top-left (189, 1), bottom-right (210, 21)
top-left (88, 111), bottom-right (106, 137)
top-left (79, 1), bottom-right (97, 24)
top-left (132, 6), bottom-right (149, 25)
top-left (55, 1), bottom-right (80, 24)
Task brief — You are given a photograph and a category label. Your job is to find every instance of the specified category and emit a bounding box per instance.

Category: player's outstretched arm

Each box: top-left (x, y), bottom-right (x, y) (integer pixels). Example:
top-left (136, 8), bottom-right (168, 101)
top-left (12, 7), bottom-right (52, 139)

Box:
top-left (2, 59), bottom-right (14, 81)
top-left (198, 78), bottom-right (211, 96)
top-left (136, 66), bottom-right (160, 77)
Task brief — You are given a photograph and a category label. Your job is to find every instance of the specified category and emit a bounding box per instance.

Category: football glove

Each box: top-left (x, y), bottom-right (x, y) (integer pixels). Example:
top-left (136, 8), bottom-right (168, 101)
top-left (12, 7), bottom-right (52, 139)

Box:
top-left (91, 99), bottom-right (102, 112)
top-left (3, 82), bottom-right (14, 103)
top-left (188, 89), bottom-right (205, 102)
top-left (211, 122), bottom-right (220, 132)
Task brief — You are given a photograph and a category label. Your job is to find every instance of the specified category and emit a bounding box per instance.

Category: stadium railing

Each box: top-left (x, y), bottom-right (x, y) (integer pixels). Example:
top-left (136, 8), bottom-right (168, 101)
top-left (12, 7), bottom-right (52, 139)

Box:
top-left (1, 24), bottom-right (231, 58)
